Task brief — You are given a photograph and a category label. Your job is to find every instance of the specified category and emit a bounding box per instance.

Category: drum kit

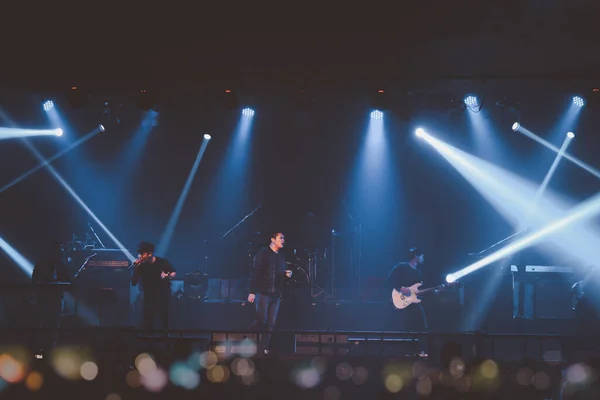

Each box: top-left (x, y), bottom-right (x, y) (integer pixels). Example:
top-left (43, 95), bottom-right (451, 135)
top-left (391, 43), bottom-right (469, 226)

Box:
top-left (284, 248), bottom-right (337, 303)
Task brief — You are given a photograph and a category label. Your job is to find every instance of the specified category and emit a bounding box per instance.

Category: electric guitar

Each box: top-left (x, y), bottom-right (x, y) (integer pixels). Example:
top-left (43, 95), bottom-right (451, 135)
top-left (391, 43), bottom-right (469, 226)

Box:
top-left (391, 282), bottom-right (457, 310)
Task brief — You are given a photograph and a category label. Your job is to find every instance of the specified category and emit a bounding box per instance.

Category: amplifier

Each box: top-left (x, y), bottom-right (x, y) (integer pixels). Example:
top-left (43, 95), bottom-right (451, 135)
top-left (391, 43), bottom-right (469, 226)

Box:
top-left (87, 260), bottom-right (129, 268)
top-left (209, 332), bottom-right (259, 357)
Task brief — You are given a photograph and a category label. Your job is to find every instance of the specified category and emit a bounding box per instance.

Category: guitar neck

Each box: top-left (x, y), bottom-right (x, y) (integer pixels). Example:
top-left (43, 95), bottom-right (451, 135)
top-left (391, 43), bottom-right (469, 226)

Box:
top-left (417, 285), bottom-right (443, 295)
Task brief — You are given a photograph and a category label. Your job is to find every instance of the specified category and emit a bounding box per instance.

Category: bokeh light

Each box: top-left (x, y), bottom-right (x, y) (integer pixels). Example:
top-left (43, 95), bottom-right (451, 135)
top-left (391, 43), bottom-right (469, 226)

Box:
top-left (169, 362), bottom-right (200, 390)
top-left (125, 369), bottom-right (142, 388)
top-left (351, 366), bottom-right (369, 385)
top-left (532, 371), bottom-right (550, 390)
top-left (384, 374), bottom-right (403, 393)
top-left (80, 361), bottom-right (98, 381)
top-left (50, 347), bottom-right (90, 380)
top-left (206, 365), bottom-right (230, 383)
top-left (566, 363), bottom-right (590, 384)
top-left (292, 366), bottom-right (321, 389)
top-left (24, 371), bottom-right (43, 391)
top-left (231, 358), bottom-right (255, 377)
top-left (335, 362), bottom-right (353, 381)
top-left (0, 354), bottom-right (26, 383)
top-left (412, 361), bottom-right (428, 379)
top-left (416, 376), bottom-right (433, 396)
top-left (480, 359), bottom-right (499, 379)
top-left (141, 368), bottom-right (168, 392)
top-left (237, 339), bottom-right (258, 358)
top-left (240, 370), bottom-right (259, 386)
top-left (382, 363), bottom-right (412, 393)
top-left (516, 367), bottom-right (533, 386)
top-left (135, 353), bottom-right (157, 376)
top-left (199, 351), bottom-right (218, 369)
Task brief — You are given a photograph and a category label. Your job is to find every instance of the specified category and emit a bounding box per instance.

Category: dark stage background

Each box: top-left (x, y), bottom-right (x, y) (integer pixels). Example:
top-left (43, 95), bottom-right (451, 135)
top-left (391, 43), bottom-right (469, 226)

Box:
top-left (1, 80), bottom-right (599, 286)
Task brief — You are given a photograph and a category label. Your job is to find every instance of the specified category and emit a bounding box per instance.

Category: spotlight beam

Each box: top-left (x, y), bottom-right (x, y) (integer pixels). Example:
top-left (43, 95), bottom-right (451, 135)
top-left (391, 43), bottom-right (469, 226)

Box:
top-left (447, 191), bottom-right (600, 282)
top-left (157, 137), bottom-right (211, 256)
top-left (524, 133), bottom-right (574, 225)
top-left (515, 124), bottom-right (600, 180)
top-left (0, 126), bottom-right (102, 194)
top-left (21, 140), bottom-right (135, 261)
top-left (0, 127), bottom-right (63, 140)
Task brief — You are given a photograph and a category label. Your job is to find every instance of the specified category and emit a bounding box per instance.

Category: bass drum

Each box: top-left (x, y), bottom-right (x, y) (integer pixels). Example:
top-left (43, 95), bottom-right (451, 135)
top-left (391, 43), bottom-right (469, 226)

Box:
top-left (283, 262), bottom-right (311, 304)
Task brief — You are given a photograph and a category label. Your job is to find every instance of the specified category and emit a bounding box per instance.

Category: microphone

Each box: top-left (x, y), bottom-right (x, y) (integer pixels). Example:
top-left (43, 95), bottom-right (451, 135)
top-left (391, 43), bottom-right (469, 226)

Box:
top-left (128, 259), bottom-right (141, 270)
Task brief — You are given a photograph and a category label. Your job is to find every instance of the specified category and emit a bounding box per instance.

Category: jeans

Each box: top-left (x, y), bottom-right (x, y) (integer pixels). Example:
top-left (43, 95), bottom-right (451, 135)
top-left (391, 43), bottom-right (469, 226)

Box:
top-left (248, 293), bottom-right (281, 350)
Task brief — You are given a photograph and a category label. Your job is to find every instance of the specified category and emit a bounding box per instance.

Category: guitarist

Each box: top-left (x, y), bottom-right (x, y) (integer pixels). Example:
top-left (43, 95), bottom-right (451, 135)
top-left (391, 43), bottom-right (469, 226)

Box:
top-left (387, 247), bottom-right (429, 357)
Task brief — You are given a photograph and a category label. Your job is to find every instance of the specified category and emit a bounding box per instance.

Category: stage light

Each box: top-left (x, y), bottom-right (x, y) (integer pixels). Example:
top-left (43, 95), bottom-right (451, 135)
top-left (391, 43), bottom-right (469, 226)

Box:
top-left (512, 122), bottom-right (520, 131)
top-left (204, 134), bottom-right (211, 140)
top-left (43, 100), bottom-right (54, 111)
top-left (573, 96), bottom-right (585, 107)
top-left (567, 132), bottom-right (575, 139)
top-left (415, 128), bottom-right (425, 138)
top-left (464, 95), bottom-right (479, 108)
top-left (98, 124), bottom-right (105, 132)
top-left (55, 128), bottom-right (63, 137)
top-left (370, 110), bottom-right (383, 120)
top-left (242, 108), bottom-right (255, 117)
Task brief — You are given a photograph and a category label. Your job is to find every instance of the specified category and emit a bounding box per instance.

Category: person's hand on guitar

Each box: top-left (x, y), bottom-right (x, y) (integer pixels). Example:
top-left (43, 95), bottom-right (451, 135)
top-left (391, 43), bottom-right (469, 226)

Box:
top-left (400, 287), bottom-right (412, 296)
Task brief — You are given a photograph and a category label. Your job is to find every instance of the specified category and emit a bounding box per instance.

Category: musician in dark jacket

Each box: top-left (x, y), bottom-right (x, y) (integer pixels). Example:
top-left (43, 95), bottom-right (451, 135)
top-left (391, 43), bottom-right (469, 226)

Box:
top-left (247, 232), bottom-right (292, 355)
top-left (131, 241), bottom-right (176, 331)
top-left (387, 246), bottom-right (429, 357)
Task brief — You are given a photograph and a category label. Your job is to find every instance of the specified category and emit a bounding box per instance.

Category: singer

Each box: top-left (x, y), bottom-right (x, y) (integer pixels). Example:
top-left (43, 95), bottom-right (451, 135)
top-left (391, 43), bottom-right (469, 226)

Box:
top-left (247, 232), bottom-right (292, 356)
top-left (131, 241), bottom-right (176, 331)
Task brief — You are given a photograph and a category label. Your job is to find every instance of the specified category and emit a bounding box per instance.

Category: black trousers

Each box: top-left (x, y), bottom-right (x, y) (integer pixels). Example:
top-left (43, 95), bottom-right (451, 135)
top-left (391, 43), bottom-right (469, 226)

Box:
top-left (36, 291), bottom-right (62, 351)
top-left (141, 289), bottom-right (170, 331)
top-left (396, 303), bottom-right (429, 353)
top-left (248, 293), bottom-right (281, 350)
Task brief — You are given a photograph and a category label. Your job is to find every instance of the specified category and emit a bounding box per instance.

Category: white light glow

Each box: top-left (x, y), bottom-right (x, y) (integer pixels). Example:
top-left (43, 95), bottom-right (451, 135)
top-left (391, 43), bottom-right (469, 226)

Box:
top-left (242, 108), bottom-right (255, 117)
top-left (370, 110), bottom-right (383, 120)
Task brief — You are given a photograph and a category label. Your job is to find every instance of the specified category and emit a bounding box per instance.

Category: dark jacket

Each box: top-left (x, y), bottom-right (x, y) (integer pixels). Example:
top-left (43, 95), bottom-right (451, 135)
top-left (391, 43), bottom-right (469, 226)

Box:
top-left (248, 246), bottom-right (287, 295)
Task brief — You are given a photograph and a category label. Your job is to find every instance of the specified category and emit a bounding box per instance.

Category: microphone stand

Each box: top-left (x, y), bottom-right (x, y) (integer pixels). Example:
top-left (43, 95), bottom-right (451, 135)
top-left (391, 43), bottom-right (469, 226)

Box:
top-left (88, 223), bottom-right (106, 249)
top-left (346, 210), bottom-right (362, 301)
top-left (73, 253), bottom-right (97, 319)
top-left (74, 253), bottom-right (97, 280)
top-left (220, 204), bottom-right (263, 239)
top-left (469, 230), bottom-right (526, 258)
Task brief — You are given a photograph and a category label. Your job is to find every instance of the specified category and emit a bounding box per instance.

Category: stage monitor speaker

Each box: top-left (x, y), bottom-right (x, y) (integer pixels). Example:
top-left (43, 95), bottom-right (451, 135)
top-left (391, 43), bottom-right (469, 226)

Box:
top-left (294, 333), bottom-right (349, 356)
